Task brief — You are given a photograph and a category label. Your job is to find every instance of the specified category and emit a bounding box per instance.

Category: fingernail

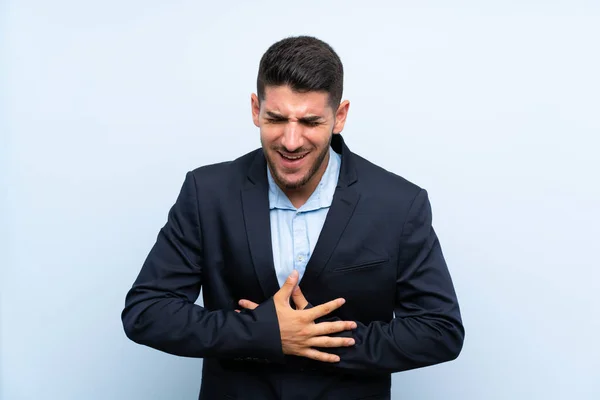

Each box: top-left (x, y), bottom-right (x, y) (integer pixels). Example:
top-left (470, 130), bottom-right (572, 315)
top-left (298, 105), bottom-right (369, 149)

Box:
top-left (333, 356), bottom-right (340, 362)
top-left (351, 322), bottom-right (357, 329)
top-left (347, 339), bottom-right (355, 346)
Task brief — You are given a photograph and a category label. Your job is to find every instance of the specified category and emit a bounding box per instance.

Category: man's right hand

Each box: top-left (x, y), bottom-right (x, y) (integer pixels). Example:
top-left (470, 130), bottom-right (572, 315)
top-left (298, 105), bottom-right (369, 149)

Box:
top-left (238, 270), bottom-right (356, 363)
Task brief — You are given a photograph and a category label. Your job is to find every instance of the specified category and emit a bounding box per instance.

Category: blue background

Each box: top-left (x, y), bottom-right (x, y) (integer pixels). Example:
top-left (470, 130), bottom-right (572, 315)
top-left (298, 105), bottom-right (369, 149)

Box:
top-left (2, 1), bottom-right (599, 399)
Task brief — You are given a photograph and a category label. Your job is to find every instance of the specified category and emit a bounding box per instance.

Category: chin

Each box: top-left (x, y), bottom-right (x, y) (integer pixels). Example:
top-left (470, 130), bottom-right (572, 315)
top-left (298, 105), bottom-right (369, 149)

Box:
top-left (271, 169), bottom-right (305, 189)
top-left (278, 176), bottom-right (305, 190)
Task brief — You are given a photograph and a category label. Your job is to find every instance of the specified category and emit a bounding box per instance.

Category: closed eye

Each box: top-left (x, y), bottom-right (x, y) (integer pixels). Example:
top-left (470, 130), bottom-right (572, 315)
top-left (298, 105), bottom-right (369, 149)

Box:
top-left (265, 118), bottom-right (286, 124)
top-left (300, 120), bottom-right (322, 127)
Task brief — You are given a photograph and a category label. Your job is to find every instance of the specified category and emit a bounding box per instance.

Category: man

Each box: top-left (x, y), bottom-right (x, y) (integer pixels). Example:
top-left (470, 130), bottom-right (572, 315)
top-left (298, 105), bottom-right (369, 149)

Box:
top-left (122, 36), bottom-right (464, 400)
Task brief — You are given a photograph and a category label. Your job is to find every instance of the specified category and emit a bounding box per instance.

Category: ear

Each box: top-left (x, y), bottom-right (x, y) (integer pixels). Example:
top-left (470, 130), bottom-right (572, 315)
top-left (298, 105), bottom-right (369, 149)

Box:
top-left (333, 100), bottom-right (350, 134)
top-left (251, 93), bottom-right (261, 127)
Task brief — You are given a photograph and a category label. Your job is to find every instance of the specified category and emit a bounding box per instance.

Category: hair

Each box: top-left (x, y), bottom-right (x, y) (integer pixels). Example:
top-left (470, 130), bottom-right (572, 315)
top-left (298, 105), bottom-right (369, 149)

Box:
top-left (256, 36), bottom-right (344, 109)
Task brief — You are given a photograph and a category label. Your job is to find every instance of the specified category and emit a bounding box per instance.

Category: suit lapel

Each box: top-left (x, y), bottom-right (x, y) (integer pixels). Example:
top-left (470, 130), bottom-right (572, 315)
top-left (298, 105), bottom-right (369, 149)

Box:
top-left (300, 134), bottom-right (360, 288)
top-left (241, 151), bottom-right (280, 299)
top-left (300, 186), bottom-right (360, 288)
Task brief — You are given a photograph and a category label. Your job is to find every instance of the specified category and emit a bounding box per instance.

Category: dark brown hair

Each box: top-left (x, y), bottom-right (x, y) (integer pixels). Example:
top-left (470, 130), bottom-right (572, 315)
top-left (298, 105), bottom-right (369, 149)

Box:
top-left (257, 36), bottom-right (344, 109)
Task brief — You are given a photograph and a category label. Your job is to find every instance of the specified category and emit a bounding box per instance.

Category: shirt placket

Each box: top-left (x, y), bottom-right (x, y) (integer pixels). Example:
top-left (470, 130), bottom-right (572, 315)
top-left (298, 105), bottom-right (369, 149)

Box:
top-left (292, 212), bottom-right (309, 272)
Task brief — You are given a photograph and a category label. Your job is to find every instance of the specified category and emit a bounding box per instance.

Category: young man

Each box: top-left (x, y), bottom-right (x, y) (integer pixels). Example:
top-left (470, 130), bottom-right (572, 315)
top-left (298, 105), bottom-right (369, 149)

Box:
top-left (122, 36), bottom-right (464, 400)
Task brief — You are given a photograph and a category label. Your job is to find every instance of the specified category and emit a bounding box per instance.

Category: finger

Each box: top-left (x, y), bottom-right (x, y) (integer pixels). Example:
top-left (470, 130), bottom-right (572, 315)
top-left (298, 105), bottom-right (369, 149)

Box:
top-left (235, 309), bottom-right (240, 313)
top-left (311, 320), bottom-right (357, 336)
top-left (305, 298), bottom-right (346, 321)
top-left (299, 348), bottom-right (340, 363)
top-left (275, 270), bottom-right (299, 304)
top-left (292, 286), bottom-right (309, 310)
top-left (307, 336), bottom-right (355, 348)
top-left (238, 299), bottom-right (259, 310)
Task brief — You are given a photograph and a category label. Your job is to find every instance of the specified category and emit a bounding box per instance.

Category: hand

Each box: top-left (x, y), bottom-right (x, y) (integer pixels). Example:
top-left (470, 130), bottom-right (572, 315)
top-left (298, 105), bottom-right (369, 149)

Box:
top-left (291, 285), bottom-right (309, 310)
top-left (239, 285), bottom-right (308, 310)
top-left (238, 270), bottom-right (356, 362)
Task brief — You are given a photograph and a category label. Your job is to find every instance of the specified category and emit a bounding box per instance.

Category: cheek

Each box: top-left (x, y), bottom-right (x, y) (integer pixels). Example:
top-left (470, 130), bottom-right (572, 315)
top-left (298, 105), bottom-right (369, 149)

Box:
top-left (306, 127), bottom-right (333, 146)
top-left (259, 126), bottom-right (280, 144)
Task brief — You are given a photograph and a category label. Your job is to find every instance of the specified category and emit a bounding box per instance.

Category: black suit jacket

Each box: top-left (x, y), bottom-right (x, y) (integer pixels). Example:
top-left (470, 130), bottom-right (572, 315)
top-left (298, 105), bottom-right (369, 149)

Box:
top-left (122, 134), bottom-right (464, 400)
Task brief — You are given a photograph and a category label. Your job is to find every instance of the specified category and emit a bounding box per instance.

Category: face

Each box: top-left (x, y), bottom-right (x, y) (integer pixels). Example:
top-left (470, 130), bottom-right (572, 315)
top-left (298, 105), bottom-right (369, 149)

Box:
top-left (251, 85), bottom-right (349, 197)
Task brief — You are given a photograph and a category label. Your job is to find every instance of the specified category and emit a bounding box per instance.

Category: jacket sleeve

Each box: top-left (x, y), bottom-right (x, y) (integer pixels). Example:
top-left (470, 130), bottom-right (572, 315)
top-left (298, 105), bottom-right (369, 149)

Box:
top-left (121, 172), bottom-right (284, 362)
top-left (313, 189), bottom-right (464, 374)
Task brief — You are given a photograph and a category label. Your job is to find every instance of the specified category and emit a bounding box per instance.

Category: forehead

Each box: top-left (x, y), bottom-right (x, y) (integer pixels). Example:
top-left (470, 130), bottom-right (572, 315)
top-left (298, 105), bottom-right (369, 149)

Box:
top-left (261, 85), bottom-right (332, 117)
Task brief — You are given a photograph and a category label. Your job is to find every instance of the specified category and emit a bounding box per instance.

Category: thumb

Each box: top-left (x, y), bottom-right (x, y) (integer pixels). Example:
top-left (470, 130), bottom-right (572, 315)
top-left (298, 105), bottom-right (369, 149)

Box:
top-left (278, 270), bottom-right (299, 301)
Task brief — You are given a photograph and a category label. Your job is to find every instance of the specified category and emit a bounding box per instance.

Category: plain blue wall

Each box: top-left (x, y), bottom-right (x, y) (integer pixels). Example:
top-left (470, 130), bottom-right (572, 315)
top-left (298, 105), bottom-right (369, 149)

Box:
top-left (2, 1), bottom-right (599, 399)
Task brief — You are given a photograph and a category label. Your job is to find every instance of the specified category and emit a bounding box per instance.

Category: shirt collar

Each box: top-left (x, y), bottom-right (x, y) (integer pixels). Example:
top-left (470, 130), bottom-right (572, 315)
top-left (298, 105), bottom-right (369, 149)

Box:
top-left (267, 146), bottom-right (341, 212)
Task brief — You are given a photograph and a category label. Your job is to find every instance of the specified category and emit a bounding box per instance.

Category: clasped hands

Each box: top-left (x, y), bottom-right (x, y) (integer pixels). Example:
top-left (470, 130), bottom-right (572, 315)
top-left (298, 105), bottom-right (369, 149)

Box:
top-left (237, 270), bottom-right (356, 363)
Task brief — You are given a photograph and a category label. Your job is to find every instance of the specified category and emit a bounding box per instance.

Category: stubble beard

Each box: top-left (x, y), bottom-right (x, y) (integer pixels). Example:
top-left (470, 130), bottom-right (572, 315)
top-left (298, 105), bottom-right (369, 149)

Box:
top-left (264, 135), bottom-right (332, 191)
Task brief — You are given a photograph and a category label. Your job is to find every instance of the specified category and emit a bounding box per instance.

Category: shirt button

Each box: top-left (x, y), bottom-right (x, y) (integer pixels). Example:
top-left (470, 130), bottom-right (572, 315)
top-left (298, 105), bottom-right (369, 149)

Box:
top-left (297, 255), bottom-right (304, 262)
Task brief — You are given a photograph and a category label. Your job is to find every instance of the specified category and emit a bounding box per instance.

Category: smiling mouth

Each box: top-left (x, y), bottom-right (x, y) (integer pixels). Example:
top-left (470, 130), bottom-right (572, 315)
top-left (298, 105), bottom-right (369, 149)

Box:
top-left (279, 152), bottom-right (308, 161)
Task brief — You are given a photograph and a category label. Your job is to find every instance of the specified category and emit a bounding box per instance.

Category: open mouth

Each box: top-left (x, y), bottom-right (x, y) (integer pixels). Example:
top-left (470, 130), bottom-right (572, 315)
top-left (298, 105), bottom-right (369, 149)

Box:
top-left (279, 152), bottom-right (308, 161)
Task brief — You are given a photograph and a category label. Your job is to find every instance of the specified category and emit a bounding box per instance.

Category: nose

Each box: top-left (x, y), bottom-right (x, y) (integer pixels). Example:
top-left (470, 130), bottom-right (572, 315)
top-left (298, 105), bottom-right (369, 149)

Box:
top-left (281, 122), bottom-right (304, 152)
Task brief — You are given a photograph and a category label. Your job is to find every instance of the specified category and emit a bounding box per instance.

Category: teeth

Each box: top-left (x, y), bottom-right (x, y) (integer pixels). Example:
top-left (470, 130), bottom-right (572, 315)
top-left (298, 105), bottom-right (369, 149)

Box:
top-left (282, 154), bottom-right (306, 160)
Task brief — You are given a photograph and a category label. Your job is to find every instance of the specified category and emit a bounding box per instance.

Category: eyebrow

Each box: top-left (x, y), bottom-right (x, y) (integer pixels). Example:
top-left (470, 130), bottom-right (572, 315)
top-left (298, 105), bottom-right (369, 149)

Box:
top-left (265, 111), bottom-right (324, 123)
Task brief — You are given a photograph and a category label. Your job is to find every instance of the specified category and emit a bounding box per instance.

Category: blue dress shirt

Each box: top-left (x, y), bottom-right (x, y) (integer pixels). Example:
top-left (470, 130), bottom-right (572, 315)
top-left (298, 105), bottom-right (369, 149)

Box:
top-left (267, 146), bottom-right (342, 287)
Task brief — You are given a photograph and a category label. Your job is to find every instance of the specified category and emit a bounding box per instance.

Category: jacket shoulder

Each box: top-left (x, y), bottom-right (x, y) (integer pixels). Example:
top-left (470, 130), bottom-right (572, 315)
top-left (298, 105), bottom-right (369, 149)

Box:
top-left (352, 152), bottom-right (423, 197)
top-left (187, 148), bottom-right (260, 188)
